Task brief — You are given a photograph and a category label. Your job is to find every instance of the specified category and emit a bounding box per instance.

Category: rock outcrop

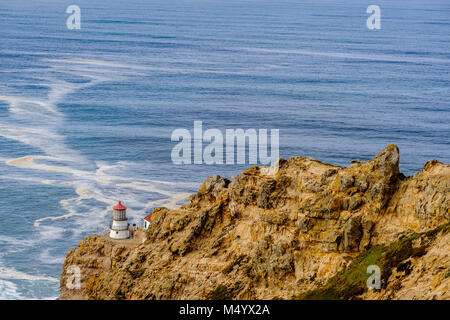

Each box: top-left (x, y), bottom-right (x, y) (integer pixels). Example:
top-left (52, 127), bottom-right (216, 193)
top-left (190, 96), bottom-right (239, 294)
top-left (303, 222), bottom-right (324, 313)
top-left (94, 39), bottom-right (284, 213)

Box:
top-left (59, 145), bottom-right (449, 300)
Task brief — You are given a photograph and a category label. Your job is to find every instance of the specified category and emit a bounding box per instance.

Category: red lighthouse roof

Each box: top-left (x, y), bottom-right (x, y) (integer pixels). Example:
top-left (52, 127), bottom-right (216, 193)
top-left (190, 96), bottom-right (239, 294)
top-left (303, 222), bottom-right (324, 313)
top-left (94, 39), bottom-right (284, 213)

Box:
top-left (144, 213), bottom-right (153, 222)
top-left (113, 201), bottom-right (127, 210)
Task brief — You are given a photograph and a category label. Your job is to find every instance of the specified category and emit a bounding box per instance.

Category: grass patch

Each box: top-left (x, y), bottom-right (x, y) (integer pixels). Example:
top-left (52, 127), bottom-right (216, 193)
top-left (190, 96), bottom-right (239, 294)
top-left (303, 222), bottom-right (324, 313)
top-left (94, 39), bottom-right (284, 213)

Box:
top-left (295, 222), bottom-right (450, 300)
top-left (297, 245), bottom-right (385, 300)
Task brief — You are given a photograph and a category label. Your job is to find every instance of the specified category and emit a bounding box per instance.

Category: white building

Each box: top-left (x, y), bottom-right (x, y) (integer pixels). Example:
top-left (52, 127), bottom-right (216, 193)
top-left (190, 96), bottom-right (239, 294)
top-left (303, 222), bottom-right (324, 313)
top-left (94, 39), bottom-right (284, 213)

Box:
top-left (143, 213), bottom-right (153, 230)
top-left (109, 201), bottom-right (130, 239)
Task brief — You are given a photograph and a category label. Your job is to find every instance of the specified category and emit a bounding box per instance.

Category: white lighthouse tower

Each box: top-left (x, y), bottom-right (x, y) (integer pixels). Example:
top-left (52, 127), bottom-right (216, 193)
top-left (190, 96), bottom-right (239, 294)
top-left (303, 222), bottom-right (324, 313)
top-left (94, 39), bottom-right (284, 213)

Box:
top-left (109, 201), bottom-right (130, 239)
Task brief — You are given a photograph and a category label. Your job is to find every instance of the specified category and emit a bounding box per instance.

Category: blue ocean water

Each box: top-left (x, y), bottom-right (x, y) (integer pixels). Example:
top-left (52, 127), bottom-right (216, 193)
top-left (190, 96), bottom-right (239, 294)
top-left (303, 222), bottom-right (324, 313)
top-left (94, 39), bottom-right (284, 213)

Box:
top-left (0, 0), bottom-right (449, 299)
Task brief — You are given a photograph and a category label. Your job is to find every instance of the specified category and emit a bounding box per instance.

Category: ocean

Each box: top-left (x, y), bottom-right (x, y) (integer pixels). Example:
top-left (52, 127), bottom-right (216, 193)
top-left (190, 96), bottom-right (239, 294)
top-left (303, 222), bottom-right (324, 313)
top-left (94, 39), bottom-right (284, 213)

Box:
top-left (0, 0), bottom-right (449, 299)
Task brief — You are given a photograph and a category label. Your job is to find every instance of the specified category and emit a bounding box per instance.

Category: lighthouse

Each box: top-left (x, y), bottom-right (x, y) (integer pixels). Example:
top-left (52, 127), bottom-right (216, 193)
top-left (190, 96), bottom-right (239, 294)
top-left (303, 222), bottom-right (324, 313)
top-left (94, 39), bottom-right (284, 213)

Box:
top-left (109, 201), bottom-right (130, 239)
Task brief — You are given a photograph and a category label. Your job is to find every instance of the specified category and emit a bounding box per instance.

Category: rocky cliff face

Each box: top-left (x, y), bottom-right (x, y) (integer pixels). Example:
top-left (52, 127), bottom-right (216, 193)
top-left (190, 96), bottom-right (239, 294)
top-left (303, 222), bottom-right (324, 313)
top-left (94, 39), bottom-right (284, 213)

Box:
top-left (59, 145), bottom-right (449, 300)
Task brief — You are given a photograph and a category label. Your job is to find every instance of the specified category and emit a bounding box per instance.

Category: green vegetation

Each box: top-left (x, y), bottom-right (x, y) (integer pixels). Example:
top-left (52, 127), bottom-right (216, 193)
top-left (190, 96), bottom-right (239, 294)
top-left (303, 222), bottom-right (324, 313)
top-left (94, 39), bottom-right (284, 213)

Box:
top-left (295, 222), bottom-right (450, 300)
top-left (297, 244), bottom-right (385, 300)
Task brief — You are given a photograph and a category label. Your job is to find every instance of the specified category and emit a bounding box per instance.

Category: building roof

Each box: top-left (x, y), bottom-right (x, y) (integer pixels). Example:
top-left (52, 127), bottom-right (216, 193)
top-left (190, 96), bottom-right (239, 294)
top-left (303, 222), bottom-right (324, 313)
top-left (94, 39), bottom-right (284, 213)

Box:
top-left (113, 201), bottom-right (127, 210)
top-left (144, 213), bottom-right (153, 222)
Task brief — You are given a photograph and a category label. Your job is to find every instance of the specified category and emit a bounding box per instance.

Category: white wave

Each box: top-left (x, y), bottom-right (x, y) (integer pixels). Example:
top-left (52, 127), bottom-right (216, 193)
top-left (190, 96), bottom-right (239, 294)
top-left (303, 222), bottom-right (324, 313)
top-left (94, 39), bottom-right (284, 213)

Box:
top-left (36, 225), bottom-right (66, 241)
top-left (0, 235), bottom-right (34, 246)
top-left (0, 127), bottom-right (81, 161)
top-left (24, 160), bottom-right (193, 228)
top-left (0, 264), bottom-right (58, 282)
top-left (0, 279), bottom-right (23, 300)
top-left (0, 174), bottom-right (49, 184)
top-left (47, 79), bottom-right (89, 107)
top-left (46, 57), bottom-right (251, 76)
top-left (38, 249), bottom-right (65, 265)
top-left (34, 185), bottom-right (114, 227)
top-left (0, 95), bottom-right (59, 115)
top-left (44, 57), bottom-right (234, 76)
top-left (43, 58), bottom-right (145, 70)
top-left (34, 213), bottom-right (83, 228)
top-left (0, 57), bottom-right (128, 164)
top-left (239, 47), bottom-right (450, 64)
top-left (7, 155), bottom-right (88, 176)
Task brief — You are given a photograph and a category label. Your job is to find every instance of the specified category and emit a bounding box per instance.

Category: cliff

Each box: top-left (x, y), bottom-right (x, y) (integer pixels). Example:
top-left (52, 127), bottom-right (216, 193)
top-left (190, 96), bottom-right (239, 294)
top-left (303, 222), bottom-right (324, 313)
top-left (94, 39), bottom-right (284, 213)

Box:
top-left (59, 145), bottom-right (449, 300)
